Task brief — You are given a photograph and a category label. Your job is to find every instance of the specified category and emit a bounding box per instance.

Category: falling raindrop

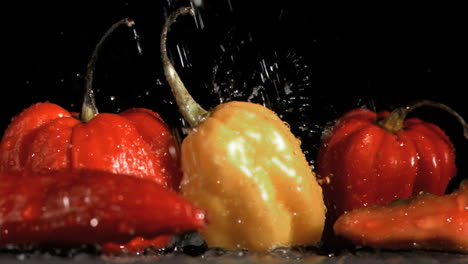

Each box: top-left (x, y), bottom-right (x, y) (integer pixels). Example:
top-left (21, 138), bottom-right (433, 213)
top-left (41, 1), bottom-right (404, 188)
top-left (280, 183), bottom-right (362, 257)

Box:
top-left (132, 28), bottom-right (143, 55)
top-left (90, 218), bottom-right (99, 227)
top-left (62, 196), bottom-right (70, 209)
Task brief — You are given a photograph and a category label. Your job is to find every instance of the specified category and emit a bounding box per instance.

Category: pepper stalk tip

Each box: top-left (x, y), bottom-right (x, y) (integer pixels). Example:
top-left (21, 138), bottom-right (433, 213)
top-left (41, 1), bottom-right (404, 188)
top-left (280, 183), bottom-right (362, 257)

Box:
top-left (160, 7), bottom-right (208, 128)
top-left (378, 100), bottom-right (468, 140)
top-left (81, 17), bottom-right (137, 123)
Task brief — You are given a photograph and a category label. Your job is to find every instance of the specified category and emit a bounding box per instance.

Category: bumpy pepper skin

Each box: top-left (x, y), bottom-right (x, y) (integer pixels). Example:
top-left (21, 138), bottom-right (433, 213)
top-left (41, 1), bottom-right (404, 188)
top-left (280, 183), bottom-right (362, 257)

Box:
top-left (0, 170), bottom-right (206, 246)
top-left (334, 180), bottom-right (468, 253)
top-left (0, 102), bottom-right (181, 190)
top-left (317, 108), bottom-right (456, 232)
top-left (0, 102), bottom-right (183, 253)
top-left (180, 101), bottom-right (326, 252)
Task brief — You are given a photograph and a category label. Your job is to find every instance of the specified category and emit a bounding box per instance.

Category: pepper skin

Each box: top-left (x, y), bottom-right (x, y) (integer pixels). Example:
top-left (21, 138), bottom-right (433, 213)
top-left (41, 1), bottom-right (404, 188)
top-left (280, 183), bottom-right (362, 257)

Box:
top-left (0, 170), bottom-right (206, 246)
top-left (101, 235), bottom-right (171, 255)
top-left (0, 101), bottom-right (181, 254)
top-left (180, 101), bottom-right (326, 251)
top-left (0, 18), bottom-right (184, 254)
top-left (0, 18), bottom-right (181, 191)
top-left (317, 106), bottom-right (459, 237)
top-left (334, 180), bottom-right (468, 253)
top-left (0, 102), bottom-right (181, 191)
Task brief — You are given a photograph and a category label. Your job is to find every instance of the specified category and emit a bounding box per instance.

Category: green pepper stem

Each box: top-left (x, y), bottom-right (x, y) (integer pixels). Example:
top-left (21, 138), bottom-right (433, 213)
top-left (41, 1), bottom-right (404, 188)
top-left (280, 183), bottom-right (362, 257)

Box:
top-left (82, 18), bottom-right (136, 123)
top-left (160, 7), bottom-right (208, 128)
top-left (378, 100), bottom-right (468, 139)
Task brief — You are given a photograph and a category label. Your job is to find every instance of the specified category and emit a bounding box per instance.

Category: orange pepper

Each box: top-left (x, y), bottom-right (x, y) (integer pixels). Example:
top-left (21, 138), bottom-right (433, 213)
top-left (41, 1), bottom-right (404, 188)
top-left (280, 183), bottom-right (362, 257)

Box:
top-left (334, 179), bottom-right (468, 253)
top-left (160, 7), bottom-right (326, 252)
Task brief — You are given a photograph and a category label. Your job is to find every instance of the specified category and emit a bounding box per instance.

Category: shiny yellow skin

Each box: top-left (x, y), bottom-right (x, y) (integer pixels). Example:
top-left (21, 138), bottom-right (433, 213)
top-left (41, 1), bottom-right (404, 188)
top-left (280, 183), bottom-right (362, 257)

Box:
top-left (180, 101), bottom-right (326, 252)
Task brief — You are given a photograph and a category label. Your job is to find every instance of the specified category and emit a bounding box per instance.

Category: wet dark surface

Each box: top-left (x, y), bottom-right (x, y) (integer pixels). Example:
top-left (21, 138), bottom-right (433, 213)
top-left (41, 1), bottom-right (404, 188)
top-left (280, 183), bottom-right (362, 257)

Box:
top-left (4, 0), bottom-right (468, 262)
top-left (1, 248), bottom-right (468, 264)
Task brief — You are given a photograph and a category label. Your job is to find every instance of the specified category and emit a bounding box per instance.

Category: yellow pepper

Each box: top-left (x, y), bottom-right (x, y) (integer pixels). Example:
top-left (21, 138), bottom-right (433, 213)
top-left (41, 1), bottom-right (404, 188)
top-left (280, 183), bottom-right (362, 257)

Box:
top-left (161, 7), bottom-right (326, 252)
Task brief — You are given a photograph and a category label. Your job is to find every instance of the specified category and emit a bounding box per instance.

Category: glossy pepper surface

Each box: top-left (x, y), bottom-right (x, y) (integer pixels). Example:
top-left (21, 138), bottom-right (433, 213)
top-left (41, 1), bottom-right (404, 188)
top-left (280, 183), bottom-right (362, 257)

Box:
top-left (180, 101), bottom-right (326, 251)
top-left (0, 103), bottom-right (181, 190)
top-left (334, 179), bottom-right (468, 253)
top-left (161, 7), bottom-right (326, 252)
top-left (0, 169), bottom-right (206, 246)
top-left (101, 235), bottom-right (171, 254)
top-left (317, 101), bottom-right (468, 236)
top-left (0, 18), bottom-right (181, 190)
top-left (0, 18), bottom-right (184, 253)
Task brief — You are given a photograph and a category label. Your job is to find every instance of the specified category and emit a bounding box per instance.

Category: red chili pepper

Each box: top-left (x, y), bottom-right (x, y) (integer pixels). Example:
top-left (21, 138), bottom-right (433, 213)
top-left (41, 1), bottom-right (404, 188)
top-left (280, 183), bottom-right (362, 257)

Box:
top-left (334, 180), bottom-right (468, 253)
top-left (0, 103), bottom-right (181, 190)
top-left (317, 100), bottom-right (468, 243)
top-left (0, 18), bottom-right (181, 191)
top-left (0, 169), bottom-right (206, 246)
top-left (0, 18), bottom-right (183, 253)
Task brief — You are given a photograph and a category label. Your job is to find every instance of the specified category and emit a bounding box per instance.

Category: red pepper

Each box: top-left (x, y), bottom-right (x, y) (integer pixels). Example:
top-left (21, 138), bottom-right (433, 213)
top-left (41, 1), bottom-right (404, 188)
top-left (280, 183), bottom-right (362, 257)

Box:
top-left (0, 103), bottom-right (181, 190)
top-left (0, 18), bottom-right (181, 191)
top-left (317, 101), bottom-right (468, 242)
top-left (334, 180), bottom-right (468, 253)
top-left (0, 18), bottom-right (183, 253)
top-left (0, 169), bottom-right (206, 246)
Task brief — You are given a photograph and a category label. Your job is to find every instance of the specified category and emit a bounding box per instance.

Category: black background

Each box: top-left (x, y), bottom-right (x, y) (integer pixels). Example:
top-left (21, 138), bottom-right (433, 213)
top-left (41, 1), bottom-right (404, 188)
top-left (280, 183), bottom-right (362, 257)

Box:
top-left (5, 0), bottom-right (467, 190)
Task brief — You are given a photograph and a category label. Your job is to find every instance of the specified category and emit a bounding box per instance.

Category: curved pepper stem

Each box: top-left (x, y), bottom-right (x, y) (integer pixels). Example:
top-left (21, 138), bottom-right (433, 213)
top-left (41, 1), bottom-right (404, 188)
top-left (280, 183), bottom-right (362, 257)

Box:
top-left (161, 7), bottom-right (208, 128)
top-left (378, 100), bottom-right (468, 139)
top-left (81, 18), bottom-right (136, 123)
